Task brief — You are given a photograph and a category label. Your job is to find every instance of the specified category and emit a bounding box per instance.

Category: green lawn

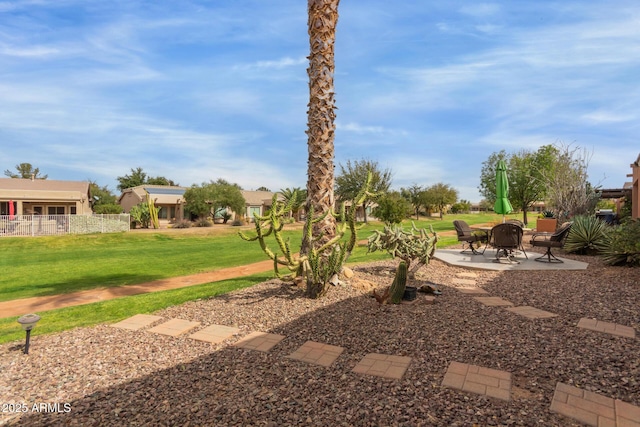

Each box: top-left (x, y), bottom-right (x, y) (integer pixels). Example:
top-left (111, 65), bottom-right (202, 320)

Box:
top-left (0, 212), bottom-right (512, 343)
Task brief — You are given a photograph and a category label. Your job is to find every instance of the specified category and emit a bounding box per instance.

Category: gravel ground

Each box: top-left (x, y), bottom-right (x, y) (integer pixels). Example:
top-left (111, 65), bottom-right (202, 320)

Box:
top-left (1, 245), bottom-right (639, 427)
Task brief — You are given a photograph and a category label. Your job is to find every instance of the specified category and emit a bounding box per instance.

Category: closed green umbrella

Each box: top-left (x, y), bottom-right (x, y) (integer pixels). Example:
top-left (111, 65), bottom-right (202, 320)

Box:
top-left (494, 159), bottom-right (512, 221)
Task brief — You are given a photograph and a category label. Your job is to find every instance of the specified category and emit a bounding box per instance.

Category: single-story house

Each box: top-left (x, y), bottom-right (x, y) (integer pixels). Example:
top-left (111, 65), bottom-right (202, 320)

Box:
top-left (118, 185), bottom-right (186, 224)
top-left (117, 186), bottom-right (282, 225)
top-left (0, 178), bottom-right (92, 216)
top-left (630, 153), bottom-right (640, 219)
top-left (241, 190), bottom-right (281, 221)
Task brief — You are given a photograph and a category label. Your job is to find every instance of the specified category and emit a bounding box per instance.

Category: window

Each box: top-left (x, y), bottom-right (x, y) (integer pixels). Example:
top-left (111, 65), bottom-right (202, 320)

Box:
top-left (48, 206), bottom-right (65, 215)
top-left (248, 206), bottom-right (261, 221)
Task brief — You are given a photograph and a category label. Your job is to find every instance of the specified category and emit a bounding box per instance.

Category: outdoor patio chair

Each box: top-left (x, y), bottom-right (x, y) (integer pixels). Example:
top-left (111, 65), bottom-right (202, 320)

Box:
top-left (530, 221), bottom-right (573, 263)
top-left (506, 219), bottom-right (525, 228)
top-left (453, 220), bottom-right (487, 255)
top-left (488, 222), bottom-right (527, 263)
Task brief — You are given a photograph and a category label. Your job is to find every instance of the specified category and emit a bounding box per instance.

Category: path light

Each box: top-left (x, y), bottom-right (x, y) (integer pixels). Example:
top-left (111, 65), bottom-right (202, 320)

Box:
top-left (17, 314), bottom-right (40, 354)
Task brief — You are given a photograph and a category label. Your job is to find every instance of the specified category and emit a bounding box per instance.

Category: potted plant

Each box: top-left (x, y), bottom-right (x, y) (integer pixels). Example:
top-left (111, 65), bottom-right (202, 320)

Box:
top-left (536, 210), bottom-right (557, 233)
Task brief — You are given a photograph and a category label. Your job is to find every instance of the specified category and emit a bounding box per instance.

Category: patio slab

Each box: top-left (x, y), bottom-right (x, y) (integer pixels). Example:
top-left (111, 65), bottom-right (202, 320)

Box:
top-left (353, 353), bottom-right (412, 380)
top-left (148, 318), bottom-right (201, 337)
top-left (577, 318), bottom-right (636, 339)
top-left (550, 382), bottom-right (640, 427)
top-left (110, 314), bottom-right (163, 331)
top-left (505, 306), bottom-right (558, 319)
top-left (435, 249), bottom-right (588, 271)
top-left (234, 331), bottom-right (286, 352)
top-left (287, 341), bottom-right (344, 367)
top-left (442, 361), bottom-right (512, 401)
top-left (189, 324), bottom-right (240, 344)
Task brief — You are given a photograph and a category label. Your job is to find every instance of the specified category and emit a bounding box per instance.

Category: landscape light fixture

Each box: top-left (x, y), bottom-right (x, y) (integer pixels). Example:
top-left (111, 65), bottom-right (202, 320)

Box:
top-left (17, 313), bottom-right (40, 355)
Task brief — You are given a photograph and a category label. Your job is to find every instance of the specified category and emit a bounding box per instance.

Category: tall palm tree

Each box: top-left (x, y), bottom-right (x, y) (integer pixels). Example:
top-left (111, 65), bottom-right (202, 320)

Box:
top-left (303, 0), bottom-right (340, 250)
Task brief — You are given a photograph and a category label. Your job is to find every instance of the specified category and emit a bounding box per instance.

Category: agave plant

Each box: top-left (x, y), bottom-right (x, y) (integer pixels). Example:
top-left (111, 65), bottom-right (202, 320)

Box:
top-left (563, 215), bottom-right (610, 255)
top-left (600, 219), bottom-right (640, 266)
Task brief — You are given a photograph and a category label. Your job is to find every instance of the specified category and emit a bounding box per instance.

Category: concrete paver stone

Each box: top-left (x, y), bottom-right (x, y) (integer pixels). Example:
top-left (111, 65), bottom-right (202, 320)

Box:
top-left (505, 306), bottom-right (558, 319)
top-left (234, 331), bottom-right (286, 352)
top-left (456, 272), bottom-right (479, 278)
top-left (550, 382), bottom-right (640, 427)
top-left (148, 318), bottom-right (201, 337)
top-left (110, 314), bottom-right (163, 331)
top-left (353, 353), bottom-right (411, 380)
top-left (452, 278), bottom-right (477, 286)
top-left (442, 361), bottom-right (512, 402)
top-left (287, 341), bottom-right (344, 367)
top-left (473, 296), bottom-right (513, 307)
top-left (189, 324), bottom-right (240, 344)
top-left (577, 318), bottom-right (636, 339)
top-left (456, 287), bottom-right (489, 295)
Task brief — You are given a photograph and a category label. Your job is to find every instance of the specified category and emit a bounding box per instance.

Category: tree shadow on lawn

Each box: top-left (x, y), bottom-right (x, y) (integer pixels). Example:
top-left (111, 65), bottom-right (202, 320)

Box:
top-left (8, 275), bottom-right (639, 427)
top-left (7, 273), bottom-right (169, 300)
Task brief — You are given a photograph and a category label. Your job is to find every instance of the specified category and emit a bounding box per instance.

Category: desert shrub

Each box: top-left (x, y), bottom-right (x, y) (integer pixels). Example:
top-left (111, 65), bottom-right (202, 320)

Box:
top-left (564, 215), bottom-right (610, 255)
top-left (601, 219), bottom-right (640, 266)
top-left (231, 218), bottom-right (244, 226)
top-left (93, 203), bottom-right (123, 214)
top-left (172, 219), bottom-right (192, 229)
top-left (194, 218), bottom-right (212, 227)
top-left (373, 191), bottom-right (411, 225)
top-left (130, 203), bottom-right (150, 228)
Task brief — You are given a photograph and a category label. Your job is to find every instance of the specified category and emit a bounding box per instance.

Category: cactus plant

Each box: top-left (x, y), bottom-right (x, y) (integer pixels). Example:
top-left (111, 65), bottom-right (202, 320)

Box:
top-left (367, 222), bottom-right (438, 278)
top-left (146, 192), bottom-right (160, 229)
top-left (367, 223), bottom-right (438, 304)
top-left (239, 173), bottom-right (376, 298)
top-left (389, 261), bottom-right (408, 304)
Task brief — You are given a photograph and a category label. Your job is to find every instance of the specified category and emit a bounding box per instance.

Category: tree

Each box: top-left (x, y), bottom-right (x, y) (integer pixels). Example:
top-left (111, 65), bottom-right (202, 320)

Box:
top-left (507, 145), bottom-right (557, 225)
top-left (478, 150), bottom-right (508, 205)
top-left (4, 163), bottom-right (47, 179)
top-left (116, 167), bottom-right (148, 191)
top-left (479, 145), bottom-right (557, 225)
top-left (423, 183), bottom-right (458, 219)
top-left (301, 0), bottom-right (340, 298)
top-left (147, 176), bottom-right (178, 186)
top-left (116, 167), bottom-right (178, 192)
top-left (335, 158), bottom-right (392, 223)
top-left (400, 184), bottom-right (428, 220)
top-left (540, 143), bottom-right (601, 223)
top-left (184, 181), bottom-right (245, 220)
top-left (89, 181), bottom-right (122, 214)
top-left (373, 191), bottom-right (411, 224)
top-left (451, 200), bottom-right (472, 214)
top-left (280, 187), bottom-right (307, 221)
top-left (255, 186), bottom-right (271, 192)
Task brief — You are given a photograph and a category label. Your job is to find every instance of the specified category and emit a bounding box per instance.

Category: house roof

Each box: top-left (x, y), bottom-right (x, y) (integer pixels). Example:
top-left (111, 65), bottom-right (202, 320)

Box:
top-left (118, 185), bottom-right (186, 204)
top-left (0, 178), bottom-right (90, 200)
top-left (0, 178), bottom-right (90, 192)
top-left (240, 190), bottom-right (281, 206)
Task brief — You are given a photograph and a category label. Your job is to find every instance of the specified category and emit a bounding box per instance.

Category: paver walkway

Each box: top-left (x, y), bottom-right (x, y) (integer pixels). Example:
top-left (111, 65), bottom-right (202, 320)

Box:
top-left (107, 275), bottom-right (640, 427)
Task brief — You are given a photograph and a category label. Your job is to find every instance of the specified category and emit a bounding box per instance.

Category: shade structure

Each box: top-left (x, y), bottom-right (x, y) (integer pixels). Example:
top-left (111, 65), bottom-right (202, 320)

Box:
top-left (494, 160), bottom-right (512, 219)
top-left (8, 200), bottom-right (15, 220)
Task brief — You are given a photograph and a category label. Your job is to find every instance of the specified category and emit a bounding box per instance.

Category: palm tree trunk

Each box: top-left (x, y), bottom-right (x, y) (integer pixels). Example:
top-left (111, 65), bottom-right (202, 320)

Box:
top-left (302, 0), bottom-right (339, 252)
top-left (302, 0), bottom-right (340, 298)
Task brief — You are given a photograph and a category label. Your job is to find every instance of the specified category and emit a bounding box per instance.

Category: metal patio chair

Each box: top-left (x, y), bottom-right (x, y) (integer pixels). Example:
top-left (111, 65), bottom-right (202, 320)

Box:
top-left (530, 222), bottom-right (573, 263)
top-left (488, 222), bottom-right (527, 263)
top-left (453, 220), bottom-right (488, 255)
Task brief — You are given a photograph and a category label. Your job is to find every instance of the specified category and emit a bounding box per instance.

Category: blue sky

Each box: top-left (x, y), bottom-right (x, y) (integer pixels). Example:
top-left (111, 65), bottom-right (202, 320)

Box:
top-left (2, 1), bottom-right (638, 202)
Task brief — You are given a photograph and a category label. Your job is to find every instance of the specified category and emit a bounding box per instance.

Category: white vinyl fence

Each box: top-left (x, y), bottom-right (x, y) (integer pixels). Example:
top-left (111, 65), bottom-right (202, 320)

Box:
top-left (0, 214), bottom-right (130, 237)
